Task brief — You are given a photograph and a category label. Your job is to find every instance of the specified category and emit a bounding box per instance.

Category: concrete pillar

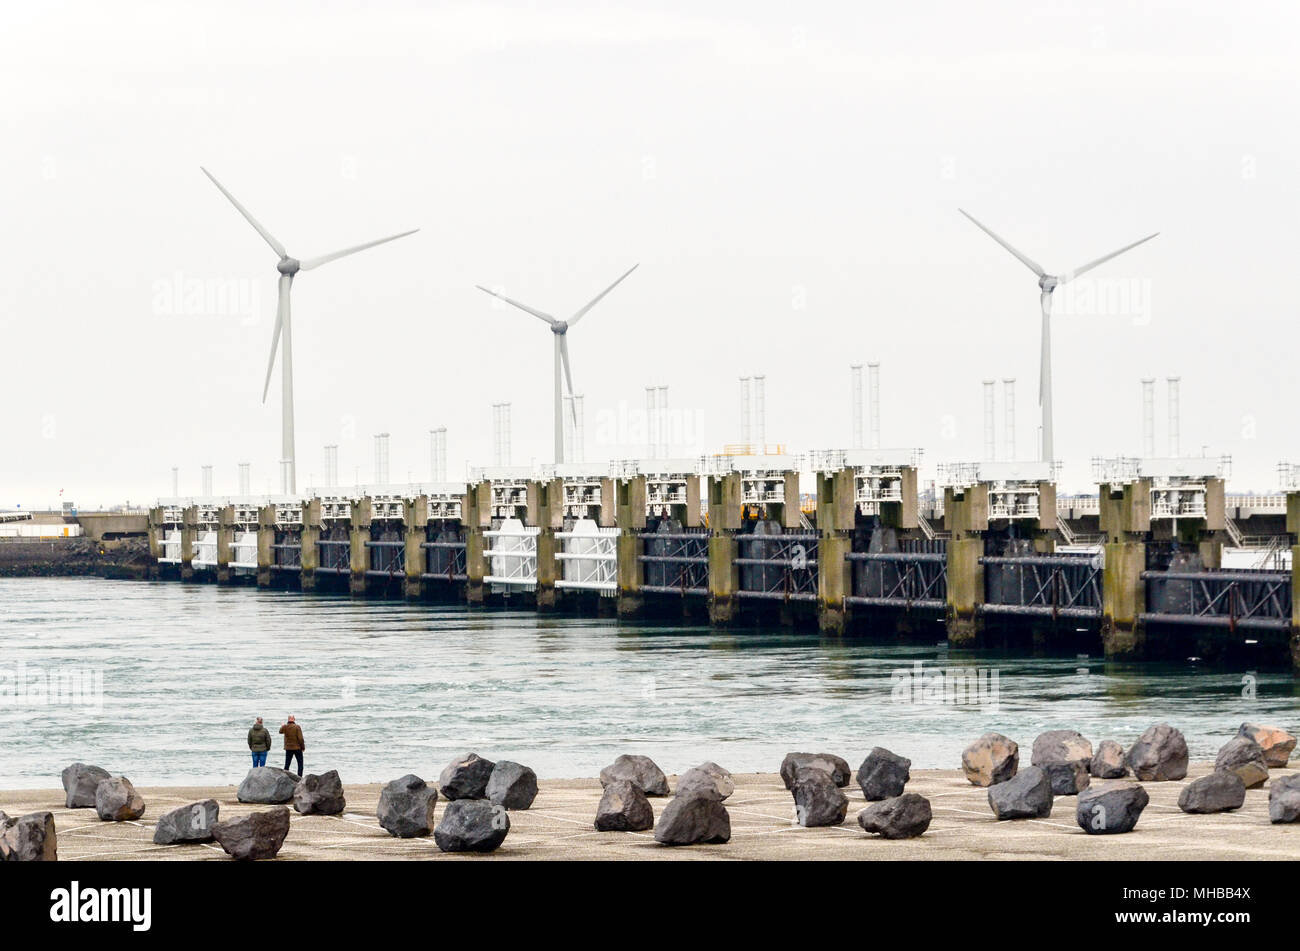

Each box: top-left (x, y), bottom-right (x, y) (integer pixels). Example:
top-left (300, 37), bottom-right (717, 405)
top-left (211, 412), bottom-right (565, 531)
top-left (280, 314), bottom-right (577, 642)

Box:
top-left (616, 475), bottom-right (647, 617)
top-left (216, 504), bottom-right (235, 584)
top-left (180, 505), bottom-right (197, 581)
top-left (256, 504), bottom-right (275, 588)
top-left (944, 485), bottom-right (987, 645)
top-left (404, 495), bottom-right (428, 599)
top-left (780, 469), bottom-right (802, 530)
top-left (1102, 540), bottom-right (1147, 657)
top-left (1098, 480), bottom-right (1151, 658)
top-left (707, 473), bottom-right (743, 624)
top-left (300, 499), bottom-right (321, 592)
top-left (349, 497), bottom-right (372, 597)
top-left (464, 482), bottom-right (490, 605)
top-left (532, 481), bottom-right (558, 610)
top-left (147, 506), bottom-right (163, 560)
top-left (817, 468), bottom-right (855, 634)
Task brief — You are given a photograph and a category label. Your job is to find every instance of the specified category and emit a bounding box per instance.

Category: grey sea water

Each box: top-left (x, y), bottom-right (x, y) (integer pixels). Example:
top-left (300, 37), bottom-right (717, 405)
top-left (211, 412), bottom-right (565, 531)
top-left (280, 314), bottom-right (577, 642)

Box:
top-left (0, 577), bottom-right (1296, 788)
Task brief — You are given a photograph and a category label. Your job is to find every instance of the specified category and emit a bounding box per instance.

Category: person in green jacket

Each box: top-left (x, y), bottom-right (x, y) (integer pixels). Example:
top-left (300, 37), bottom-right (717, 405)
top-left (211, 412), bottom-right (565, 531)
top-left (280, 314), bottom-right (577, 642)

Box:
top-left (247, 717), bottom-right (271, 768)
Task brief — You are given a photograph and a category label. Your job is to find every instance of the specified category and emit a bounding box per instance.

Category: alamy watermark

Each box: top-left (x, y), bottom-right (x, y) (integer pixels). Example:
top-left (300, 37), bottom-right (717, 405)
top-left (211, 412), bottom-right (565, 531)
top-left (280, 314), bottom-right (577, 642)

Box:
top-left (890, 660), bottom-right (1000, 712)
top-left (0, 663), bottom-right (104, 713)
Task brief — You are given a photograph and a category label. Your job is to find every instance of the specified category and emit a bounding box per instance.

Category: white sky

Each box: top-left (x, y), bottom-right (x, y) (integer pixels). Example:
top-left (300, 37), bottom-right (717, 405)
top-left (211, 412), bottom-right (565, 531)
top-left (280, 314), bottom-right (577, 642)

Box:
top-left (2, 1), bottom-right (1297, 507)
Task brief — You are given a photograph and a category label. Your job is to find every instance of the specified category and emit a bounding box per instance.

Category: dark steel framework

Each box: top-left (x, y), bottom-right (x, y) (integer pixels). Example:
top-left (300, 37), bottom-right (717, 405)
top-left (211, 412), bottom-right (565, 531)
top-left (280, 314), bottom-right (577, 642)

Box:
top-left (1141, 569), bottom-right (1292, 631)
top-left (980, 554), bottom-right (1103, 620)
top-left (735, 531), bottom-right (819, 603)
top-left (846, 550), bottom-right (947, 610)
top-left (638, 530), bottom-right (709, 597)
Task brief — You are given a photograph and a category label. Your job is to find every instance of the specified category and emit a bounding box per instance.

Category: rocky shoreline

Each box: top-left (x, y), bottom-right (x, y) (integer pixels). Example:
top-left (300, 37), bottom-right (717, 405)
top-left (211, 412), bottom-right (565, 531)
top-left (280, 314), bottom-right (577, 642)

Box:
top-left (0, 538), bottom-right (151, 579)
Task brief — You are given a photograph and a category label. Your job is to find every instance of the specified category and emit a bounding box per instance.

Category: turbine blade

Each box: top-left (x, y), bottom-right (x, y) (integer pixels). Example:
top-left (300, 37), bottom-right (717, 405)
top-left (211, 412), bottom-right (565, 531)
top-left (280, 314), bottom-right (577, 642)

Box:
top-left (299, 229), bottom-right (419, 271)
top-left (559, 334), bottom-right (577, 424)
top-left (474, 285), bottom-right (556, 325)
top-left (1058, 232), bottom-right (1159, 285)
top-left (200, 167), bottom-right (287, 259)
top-left (263, 274), bottom-right (291, 402)
top-left (958, 210), bottom-right (1045, 278)
top-left (568, 263), bottom-right (639, 326)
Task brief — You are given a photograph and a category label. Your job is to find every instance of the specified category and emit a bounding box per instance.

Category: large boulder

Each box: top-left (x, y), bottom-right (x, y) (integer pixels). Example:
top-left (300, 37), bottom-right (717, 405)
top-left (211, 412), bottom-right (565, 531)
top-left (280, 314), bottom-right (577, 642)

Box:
top-left (857, 794), bottom-right (932, 839)
top-left (675, 762), bottom-right (734, 802)
top-left (434, 799), bottom-right (510, 853)
top-left (1214, 736), bottom-right (1269, 789)
top-left (377, 774), bottom-right (438, 838)
top-left (594, 780), bottom-right (654, 832)
top-left (237, 767), bottom-right (299, 804)
top-left (1268, 774), bottom-right (1300, 823)
top-left (1178, 772), bottom-right (1246, 814)
top-left (212, 807), bottom-right (291, 861)
top-left (780, 752), bottom-right (851, 789)
top-left (153, 800), bottom-right (219, 844)
top-left (294, 770), bottom-right (346, 815)
top-left (791, 766), bottom-right (848, 827)
top-left (439, 753), bottom-right (496, 801)
top-left (61, 763), bottom-right (110, 809)
top-left (960, 733), bottom-right (1019, 787)
top-left (1076, 782), bottom-right (1149, 834)
top-left (988, 765), bottom-right (1054, 820)
top-left (1126, 724), bottom-right (1189, 781)
top-left (1031, 730), bottom-right (1093, 796)
top-left (486, 761), bottom-right (538, 810)
top-left (1090, 740), bottom-right (1129, 779)
top-left (0, 811), bottom-right (57, 861)
top-left (600, 755), bottom-right (670, 797)
top-left (856, 748), bottom-right (911, 801)
top-left (654, 796), bottom-right (731, 845)
top-left (1238, 723), bottom-right (1296, 768)
top-left (95, 777), bottom-right (146, 822)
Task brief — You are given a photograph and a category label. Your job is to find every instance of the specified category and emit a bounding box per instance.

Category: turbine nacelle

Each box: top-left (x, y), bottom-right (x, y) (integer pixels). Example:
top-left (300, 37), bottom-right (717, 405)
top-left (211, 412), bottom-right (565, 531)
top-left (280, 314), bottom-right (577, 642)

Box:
top-left (1038, 274), bottom-right (1059, 293)
top-left (551, 320), bottom-right (569, 335)
top-left (277, 257), bottom-right (301, 276)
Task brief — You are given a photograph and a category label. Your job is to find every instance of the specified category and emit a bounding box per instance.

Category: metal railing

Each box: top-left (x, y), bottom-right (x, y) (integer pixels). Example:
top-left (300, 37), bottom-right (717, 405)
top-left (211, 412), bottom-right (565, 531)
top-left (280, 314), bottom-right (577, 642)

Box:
top-left (638, 530), bottom-right (709, 597)
top-left (1141, 569), bottom-right (1291, 631)
top-left (735, 532), bottom-right (819, 603)
top-left (845, 551), bottom-right (946, 610)
top-left (980, 554), bottom-right (1103, 619)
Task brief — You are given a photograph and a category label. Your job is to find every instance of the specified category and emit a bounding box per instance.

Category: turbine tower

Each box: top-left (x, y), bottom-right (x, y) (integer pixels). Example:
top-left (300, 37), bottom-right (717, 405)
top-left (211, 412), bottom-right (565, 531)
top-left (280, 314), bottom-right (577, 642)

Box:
top-left (201, 168), bottom-right (418, 493)
top-left (475, 264), bottom-right (638, 463)
top-left (959, 210), bottom-right (1157, 463)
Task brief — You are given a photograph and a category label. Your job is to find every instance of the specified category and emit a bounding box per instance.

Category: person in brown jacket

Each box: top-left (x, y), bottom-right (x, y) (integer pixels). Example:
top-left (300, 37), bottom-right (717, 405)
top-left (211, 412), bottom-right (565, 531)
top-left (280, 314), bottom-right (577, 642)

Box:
top-left (280, 715), bottom-right (305, 777)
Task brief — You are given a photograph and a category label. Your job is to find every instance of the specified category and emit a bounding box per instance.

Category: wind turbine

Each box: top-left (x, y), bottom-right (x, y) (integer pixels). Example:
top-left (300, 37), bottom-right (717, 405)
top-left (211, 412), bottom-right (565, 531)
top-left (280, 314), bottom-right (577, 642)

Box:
top-left (959, 210), bottom-right (1157, 464)
top-left (475, 264), bottom-right (639, 464)
top-left (201, 167), bottom-right (418, 494)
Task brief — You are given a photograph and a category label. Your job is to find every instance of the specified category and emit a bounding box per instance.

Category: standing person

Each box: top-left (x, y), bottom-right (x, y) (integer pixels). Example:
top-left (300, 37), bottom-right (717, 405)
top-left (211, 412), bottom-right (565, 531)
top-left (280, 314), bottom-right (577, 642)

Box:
top-left (280, 715), bottom-right (305, 777)
top-left (247, 717), bottom-right (271, 768)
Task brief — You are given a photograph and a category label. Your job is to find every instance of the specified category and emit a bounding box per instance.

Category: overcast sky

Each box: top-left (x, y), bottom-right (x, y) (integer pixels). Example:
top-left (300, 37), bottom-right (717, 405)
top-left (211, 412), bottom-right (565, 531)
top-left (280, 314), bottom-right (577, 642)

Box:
top-left (3, 1), bottom-right (1297, 508)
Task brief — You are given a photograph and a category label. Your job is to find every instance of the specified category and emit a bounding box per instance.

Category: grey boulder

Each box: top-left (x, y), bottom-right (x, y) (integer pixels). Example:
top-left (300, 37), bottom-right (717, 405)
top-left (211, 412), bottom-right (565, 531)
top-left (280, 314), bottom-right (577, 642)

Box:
top-left (1127, 724), bottom-right (1189, 781)
top-left (961, 733), bottom-right (1019, 787)
top-left (237, 766), bottom-right (299, 804)
top-left (1268, 774), bottom-right (1300, 823)
top-left (212, 806), bottom-right (291, 861)
top-left (1178, 772), bottom-right (1245, 814)
top-left (0, 811), bottom-right (57, 861)
top-left (486, 761), bottom-right (538, 810)
top-left (439, 752), bottom-right (496, 801)
top-left (95, 777), bottom-right (146, 822)
top-left (654, 795), bottom-right (731, 845)
top-left (791, 766), bottom-right (848, 827)
top-left (377, 774), bottom-right (438, 838)
top-left (674, 762), bottom-right (734, 802)
top-left (61, 763), bottom-right (110, 808)
top-left (434, 798), bottom-right (510, 852)
top-left (294, 770), bottom-right (346, 815)
top-left (1090, 740), bottom-right (1129, 779)
top-left (857, 793), bottom-right (932, 839)
top-left (988, 765), bottom-right (1054, 820)
top-left (1238, 723), bottom-right (1296, 768)
top-left (856, 747), bottom-right (911, 801)
top-left (1031, 730), bottom-right (1093, 796)
top-left (1214, 736), bottom-right (1269, 789)
top-left (1076, 782), bottom-right (1149, 834)
top-left (153, 800), bottom-right (219, 844)
top-left (780, 752), bottom-right (851, 789)
top-left (600, 754), bottom-right (670, 797)
top-left (594, 779), bottom-right (654, 832)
